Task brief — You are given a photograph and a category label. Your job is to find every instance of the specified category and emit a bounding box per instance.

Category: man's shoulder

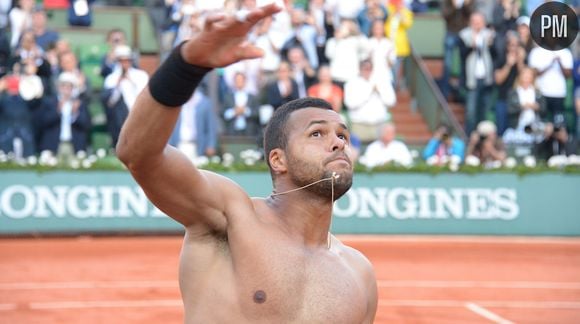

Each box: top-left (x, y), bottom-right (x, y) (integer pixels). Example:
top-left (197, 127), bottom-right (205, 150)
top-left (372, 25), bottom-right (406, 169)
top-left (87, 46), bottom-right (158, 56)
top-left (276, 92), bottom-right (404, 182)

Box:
top-left (337, 241), bottom-right (375, 277)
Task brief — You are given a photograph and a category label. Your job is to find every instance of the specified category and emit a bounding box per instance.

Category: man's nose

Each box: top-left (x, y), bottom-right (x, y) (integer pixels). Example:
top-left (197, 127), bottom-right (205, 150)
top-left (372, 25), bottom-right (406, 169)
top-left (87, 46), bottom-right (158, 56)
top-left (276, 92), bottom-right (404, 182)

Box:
top-left (331, 134), bottom-right (346, 152)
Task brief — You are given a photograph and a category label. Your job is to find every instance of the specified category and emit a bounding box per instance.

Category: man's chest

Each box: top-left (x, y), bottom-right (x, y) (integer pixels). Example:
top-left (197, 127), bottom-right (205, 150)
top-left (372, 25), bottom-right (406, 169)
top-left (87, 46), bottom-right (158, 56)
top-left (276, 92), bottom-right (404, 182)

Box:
top-left (235, 251), bottom-right (368, 323)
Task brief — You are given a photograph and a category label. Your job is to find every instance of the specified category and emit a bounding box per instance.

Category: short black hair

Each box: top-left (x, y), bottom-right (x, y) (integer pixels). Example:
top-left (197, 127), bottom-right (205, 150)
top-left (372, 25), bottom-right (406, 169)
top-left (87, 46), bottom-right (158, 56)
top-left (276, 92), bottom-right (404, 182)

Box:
top-left (263, 97), bottom-right (333, 168)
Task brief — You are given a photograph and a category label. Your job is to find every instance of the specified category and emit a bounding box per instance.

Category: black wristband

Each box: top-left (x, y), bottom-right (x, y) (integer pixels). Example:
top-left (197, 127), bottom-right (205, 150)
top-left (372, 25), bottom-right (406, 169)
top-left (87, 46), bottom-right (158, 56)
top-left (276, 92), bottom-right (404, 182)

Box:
top-left (148, 42), bottom-right (213, 107)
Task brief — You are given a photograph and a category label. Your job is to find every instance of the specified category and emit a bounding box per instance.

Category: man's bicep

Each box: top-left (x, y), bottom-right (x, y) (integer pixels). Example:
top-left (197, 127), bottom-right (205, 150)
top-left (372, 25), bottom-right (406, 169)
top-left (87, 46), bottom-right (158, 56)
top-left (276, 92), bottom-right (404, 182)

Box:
top-left (132, 146), bottom-right (231, 228)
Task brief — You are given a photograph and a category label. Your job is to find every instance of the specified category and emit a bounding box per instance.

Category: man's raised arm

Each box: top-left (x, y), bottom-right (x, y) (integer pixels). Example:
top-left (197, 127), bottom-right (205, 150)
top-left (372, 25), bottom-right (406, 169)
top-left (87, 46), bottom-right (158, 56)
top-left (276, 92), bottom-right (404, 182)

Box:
top-left (116, 4), bottom-right (281, 227)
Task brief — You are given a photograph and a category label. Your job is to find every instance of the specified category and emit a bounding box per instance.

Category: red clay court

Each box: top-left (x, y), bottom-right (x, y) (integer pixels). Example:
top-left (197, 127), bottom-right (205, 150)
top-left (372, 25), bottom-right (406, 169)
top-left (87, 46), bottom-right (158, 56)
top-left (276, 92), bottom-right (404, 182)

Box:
top-left (1, 235), bottom-right (580, 323)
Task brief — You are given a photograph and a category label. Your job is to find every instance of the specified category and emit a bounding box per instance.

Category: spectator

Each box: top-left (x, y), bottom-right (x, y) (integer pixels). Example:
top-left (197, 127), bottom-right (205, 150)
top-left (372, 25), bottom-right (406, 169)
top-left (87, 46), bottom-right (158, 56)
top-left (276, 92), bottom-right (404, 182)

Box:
top-left (8, 0), bottom-right (34, 49)
top-left (467, 120), bottom-right (507, 165)
top-left (515, 16), bottom-right (533, 58)
top-left (286, 46), bottom-right (317, 98)
top-left (493, 31), bottom-right (526, 135)
top-left (38, 72), bottom-right (91, 163)
top-left (307, 65), bottom-right (344, 113)
top-left (0, 65), bottom-right (36, 158)
top-left (502, 67), bottom-right (546, 157)
top-left (281, 8), bottom-right (318, 70)
top-left (384, 0), bottom-right (414, 90)
top-left (327, 0), bottom-right (366, 22)
top-left (18, 58), bottom-right (44, 102)
top-left (222, 72), bottom-right (260, 136)
top-left (528, 44), bottom-right (573, 124)
top-left (45, 39), bottom-right (72, 81)
top-left (31, 8), bottom-right (60, 51)
top-left (535, 121), bottom-right (578, 162)
top-left (360, 122), bottom-right (413, 167)
top-left (68, 0), bottom-right (94, 27)
top-left (265, 61), bottom-right (299, 110)
top-left (356, 0), bottom-right (388, 37)
top-left (507, 67), bottom-right (546, 132)
top-left (13, 30), bottom-right (52, 88)
top-left (0, 29), bottom-right (9, 78)
top-left (473, 0), bottom-right (494, 24)
top-left (193, 73), bottom-right (219, 157)
top-left (100, 28), bottom-right (138, 79)
top-left (368, 19), bottom-right (397, 85)
top-left (459, 12), bottom-right (495, 135)
top-left (344, 59), bottom-right (396, 142)
top-left (0, 0), bottom-right (11, 33)
top-left (58, 51), bottom-right (89, 100)
top-left (307, 0), bottom-right (333, 66)
top-left (173, 1), bottom-right (202, 46)
top-left (101, 45), bottom-right (149, 149)
top-left (491, 0), bottom-right (519, 60)
top-left (253, 15), bottom-right (284, 86)
top-left (423, 123), bottom-right (466, 164)
top-left (440, 0), bottom-right (473, 100)
top-left (325, 19), bottom-right (368, 86)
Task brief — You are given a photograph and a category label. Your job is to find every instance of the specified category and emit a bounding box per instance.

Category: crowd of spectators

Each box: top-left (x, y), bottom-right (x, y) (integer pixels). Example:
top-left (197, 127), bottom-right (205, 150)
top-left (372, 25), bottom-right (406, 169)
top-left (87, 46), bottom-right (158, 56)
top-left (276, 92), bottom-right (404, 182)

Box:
top-left (440, 0), bottom-right (579, 167)
top-left (0, 0), bottom-right (578, 169)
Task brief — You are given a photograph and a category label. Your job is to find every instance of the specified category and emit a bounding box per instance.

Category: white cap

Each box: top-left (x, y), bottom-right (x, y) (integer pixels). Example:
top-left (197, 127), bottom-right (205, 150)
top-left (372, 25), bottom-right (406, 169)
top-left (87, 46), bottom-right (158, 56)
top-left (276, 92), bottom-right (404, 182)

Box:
top-left (477, 120), bottom-right (497, 136)
top-left (58, 72), bottom-right (78, 86)
top-left (516, 16), bottom-right (530, 26)
top-left (114, 45), bottom-right (132, 60)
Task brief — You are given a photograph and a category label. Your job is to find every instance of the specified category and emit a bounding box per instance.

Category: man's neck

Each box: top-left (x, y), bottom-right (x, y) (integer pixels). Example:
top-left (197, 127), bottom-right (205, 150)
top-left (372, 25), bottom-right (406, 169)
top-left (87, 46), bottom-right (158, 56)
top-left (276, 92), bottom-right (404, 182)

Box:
top-left (266, 190), bottom-right (333, 249)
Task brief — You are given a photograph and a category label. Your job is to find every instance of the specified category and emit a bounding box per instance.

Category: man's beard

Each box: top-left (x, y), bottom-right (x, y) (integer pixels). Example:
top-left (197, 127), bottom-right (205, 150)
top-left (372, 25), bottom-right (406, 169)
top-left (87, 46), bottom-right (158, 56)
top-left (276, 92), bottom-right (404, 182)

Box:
top-left (287, 156), bottom-right (353, 201)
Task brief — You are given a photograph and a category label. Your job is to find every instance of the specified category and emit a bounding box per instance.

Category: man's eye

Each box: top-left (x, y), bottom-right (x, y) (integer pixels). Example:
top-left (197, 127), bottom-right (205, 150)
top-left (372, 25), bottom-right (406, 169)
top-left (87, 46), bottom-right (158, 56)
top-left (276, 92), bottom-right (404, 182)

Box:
top-left (311, 131), bottom-right (321, 137)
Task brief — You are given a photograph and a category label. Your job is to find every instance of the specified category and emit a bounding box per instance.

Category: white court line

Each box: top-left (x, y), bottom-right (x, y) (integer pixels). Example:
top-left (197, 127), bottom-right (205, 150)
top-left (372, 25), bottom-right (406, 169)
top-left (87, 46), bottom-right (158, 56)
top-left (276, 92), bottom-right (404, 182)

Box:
top-left (0, 280), bottom-right (177, 290)
top-left (466, 302), bottom-right (514, 324)
top-left (10, 299), bottom-right (580, 311)
top-left (378, 300), bottom-right (580, 310)
top-left (0, 303), bottom-right (17, 311)
top-left (29, 299), bottom-right (182, 310)
top-left (377, 280), bottom-right (580, 290)
top-left (339, 235), bottom-right (580, 245)
top-left (2, 279), bottom-right (580, 291)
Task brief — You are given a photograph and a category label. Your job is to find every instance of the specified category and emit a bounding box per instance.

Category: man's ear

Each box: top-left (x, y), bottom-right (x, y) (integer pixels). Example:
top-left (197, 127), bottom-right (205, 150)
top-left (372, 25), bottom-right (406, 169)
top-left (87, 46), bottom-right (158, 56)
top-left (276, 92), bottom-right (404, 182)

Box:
top-left (269, 148), bottom-right (287, 174)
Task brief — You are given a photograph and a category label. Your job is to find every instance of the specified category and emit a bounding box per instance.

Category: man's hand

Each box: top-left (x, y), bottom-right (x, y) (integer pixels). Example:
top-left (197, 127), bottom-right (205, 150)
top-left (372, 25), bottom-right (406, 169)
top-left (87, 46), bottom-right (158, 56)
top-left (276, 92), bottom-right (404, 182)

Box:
top-left (181, 4), bottom-right (281, 68)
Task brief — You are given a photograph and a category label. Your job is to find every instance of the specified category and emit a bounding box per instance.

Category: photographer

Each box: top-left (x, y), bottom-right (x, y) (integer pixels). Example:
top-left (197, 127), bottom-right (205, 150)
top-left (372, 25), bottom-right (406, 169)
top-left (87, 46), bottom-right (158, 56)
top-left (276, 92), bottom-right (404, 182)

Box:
top-left (535, 121), bottom-right (578, 162)
top-left (423, 123), bottom-right (466, 165)
top-left (467, 120), bottom-right (507, 165)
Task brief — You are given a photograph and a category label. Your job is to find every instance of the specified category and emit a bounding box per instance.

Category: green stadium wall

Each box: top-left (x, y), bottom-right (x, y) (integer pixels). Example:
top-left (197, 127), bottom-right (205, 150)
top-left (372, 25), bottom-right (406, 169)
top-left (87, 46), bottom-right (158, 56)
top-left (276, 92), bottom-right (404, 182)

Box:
top-left (1, 171), bottom-right (579, 236)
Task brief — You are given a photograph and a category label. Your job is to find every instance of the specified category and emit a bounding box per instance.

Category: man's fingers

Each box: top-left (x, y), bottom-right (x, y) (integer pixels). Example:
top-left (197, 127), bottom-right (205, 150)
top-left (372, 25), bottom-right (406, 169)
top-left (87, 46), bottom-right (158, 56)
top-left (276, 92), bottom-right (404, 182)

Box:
top-left (244, 3), bottom-right (282, 25)
top-left (204, 13), bottom-right (227, 30)
top-left (236, 43), bottom-right (265, 61)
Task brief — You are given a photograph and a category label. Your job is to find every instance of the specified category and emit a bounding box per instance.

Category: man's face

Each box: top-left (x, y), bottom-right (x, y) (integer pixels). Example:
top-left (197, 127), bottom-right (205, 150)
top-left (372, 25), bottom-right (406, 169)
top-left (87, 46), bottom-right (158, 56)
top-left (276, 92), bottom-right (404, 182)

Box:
top-left (283, 108), bottom-right (354, 200)
top-left (380, 125), bottom-right (396, 144)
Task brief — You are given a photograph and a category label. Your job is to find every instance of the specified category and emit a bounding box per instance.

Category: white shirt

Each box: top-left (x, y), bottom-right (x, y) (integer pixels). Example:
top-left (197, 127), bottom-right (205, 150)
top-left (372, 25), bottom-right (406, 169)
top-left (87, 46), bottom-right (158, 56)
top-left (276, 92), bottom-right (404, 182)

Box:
top-left (368, 37), bottom-right (397, 83)
top-left (254, 29), bottom-right (285, 73)
top-left (528, 47), bottom-right (573, 98)
top-left (104, 67), bottom-right (149, 110)
top-left (325, 35), bottom-right (369, 83)
top-left (8, 7), bottom-right (32, 49)
top-left (59, 100), bottom-right (73, 142)
top-left (344, 76), bottom-right (396, 124)
top-left (361, 139), bottom-right (413, 167)
top-left (224, 91), bottom-right (251, 131)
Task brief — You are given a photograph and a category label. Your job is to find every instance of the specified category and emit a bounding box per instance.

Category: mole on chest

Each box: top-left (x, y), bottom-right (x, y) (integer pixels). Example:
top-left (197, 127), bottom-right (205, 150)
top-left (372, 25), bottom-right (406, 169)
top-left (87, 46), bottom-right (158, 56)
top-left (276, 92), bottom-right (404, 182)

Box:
top-left (253, 290), bottom-right (267, 304)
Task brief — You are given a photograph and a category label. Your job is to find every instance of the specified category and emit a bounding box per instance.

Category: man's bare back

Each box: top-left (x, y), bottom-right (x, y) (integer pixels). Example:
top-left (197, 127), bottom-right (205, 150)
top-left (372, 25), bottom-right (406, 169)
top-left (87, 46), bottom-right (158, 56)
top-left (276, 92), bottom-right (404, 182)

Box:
top-left (116, 4), bottom-right (377, 323)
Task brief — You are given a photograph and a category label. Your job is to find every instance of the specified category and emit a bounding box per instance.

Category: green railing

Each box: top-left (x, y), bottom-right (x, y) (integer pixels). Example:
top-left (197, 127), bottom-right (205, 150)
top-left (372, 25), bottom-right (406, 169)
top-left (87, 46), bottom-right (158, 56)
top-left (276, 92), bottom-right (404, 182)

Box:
top-left (405, 48), bottom-right (467, 140)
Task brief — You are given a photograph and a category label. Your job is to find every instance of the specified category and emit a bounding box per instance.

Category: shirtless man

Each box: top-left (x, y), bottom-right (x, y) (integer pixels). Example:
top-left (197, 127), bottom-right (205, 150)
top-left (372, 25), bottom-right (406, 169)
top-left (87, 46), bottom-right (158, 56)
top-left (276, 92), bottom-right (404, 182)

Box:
top-left (116, 4), bottom-right (378, 323)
